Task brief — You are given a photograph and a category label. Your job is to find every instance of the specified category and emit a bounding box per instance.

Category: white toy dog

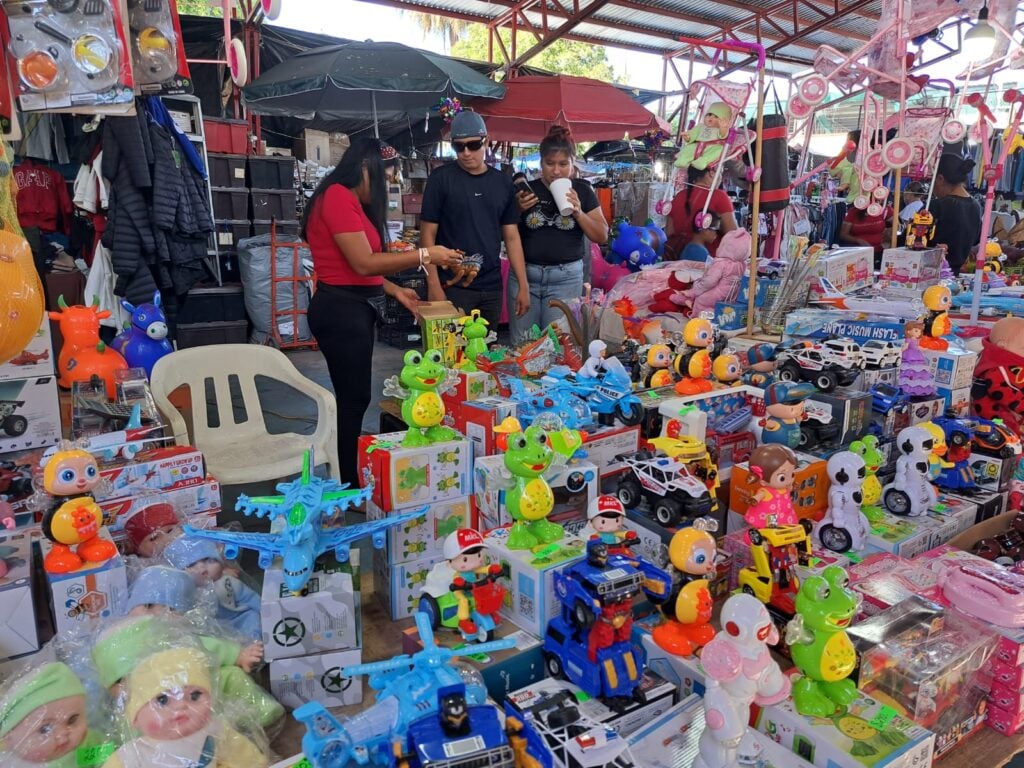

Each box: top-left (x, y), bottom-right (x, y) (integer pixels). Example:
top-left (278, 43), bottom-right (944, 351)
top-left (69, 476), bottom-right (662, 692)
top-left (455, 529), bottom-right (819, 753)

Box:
top-left (693, 593), bottom-right (791, 768)
top-left (816, 451), bottom-right (871, 552)
top-left (882, 426), bottom-right (939, 517)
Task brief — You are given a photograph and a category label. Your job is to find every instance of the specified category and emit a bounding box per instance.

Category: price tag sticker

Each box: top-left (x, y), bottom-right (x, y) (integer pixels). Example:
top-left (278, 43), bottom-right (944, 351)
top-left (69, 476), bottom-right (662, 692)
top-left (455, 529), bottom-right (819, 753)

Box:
top-left (868, 705), bottom-right (898, 732)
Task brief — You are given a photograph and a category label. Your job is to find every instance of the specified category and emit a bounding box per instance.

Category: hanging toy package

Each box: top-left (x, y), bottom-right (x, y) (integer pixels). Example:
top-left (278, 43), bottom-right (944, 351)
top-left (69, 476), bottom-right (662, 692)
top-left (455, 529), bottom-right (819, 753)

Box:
top-left (3, 0), bottom-right (134, 111)
top-left (129, 0), bottom-right (192, 95)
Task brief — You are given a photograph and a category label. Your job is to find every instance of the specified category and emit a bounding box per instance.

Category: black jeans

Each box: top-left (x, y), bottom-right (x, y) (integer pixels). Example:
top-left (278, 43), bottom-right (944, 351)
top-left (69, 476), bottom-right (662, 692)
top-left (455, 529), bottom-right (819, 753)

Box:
top-left (308, 282), bottom-right (381, 486)
top-left (444, 286), bottom-right (503, 328)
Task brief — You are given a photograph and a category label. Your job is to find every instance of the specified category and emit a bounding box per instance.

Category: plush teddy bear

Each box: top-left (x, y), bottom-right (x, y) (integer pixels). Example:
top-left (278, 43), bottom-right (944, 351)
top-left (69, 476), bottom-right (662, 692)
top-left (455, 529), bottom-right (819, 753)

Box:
top-left (973, 316), bottom-right (1024, 438)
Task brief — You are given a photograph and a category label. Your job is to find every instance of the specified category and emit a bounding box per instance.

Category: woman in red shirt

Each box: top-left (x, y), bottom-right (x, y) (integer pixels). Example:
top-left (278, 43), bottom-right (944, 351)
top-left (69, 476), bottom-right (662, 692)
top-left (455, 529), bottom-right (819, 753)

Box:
top-left (302, 138), bottom-right (462, 484)
top-left (664, 164), bottom-right (737, 258)
top-left (839, 205), bottom-right (893, 267)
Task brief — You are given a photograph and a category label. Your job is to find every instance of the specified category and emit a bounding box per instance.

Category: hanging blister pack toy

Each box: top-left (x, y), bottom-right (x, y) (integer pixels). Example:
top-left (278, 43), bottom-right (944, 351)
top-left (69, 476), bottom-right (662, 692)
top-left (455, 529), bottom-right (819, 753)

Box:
top-left (128, 0), bottom-right (192, 93)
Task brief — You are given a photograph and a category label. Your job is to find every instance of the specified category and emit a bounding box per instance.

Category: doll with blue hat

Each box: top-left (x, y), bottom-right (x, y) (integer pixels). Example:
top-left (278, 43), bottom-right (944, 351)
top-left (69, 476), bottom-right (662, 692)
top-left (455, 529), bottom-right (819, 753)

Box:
top-left (111, 567), bottom-right (283, 729)
top-left (165, 537), bottom-right (261, 641)
top-left (742, 343), bottom-right (778, 388)
top-left (0, 662), bottom-right (98, 767)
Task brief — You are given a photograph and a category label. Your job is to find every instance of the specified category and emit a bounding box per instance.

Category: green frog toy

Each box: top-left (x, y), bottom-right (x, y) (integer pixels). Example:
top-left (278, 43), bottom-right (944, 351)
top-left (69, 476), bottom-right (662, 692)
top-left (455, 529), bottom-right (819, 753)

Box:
top-left (385, 349), bottom-right (460, 448)
top-left (849, 436), bottom-right (885, 523)
top-left (493, 416), bottom-right (579, 550)
top-left (785, 564), bottom-right (859, 717)
top-left (457, 309), bottom-right (495, 372)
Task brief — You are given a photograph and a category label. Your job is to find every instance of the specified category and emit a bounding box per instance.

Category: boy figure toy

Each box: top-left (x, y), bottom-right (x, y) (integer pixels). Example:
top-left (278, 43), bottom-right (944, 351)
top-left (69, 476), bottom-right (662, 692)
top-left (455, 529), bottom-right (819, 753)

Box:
top-left (165, 538), bottom-right (261, 640)
top-left (742, 343), bottom-right (778, 388)
top-left (759, 382), bottom-right (816, 449)
top-left (585, 495), bottom-right (638, 553)
top-left (578, 339), bottom-right (608, 379)
top-left (444, 529), bottom-right (503, 637)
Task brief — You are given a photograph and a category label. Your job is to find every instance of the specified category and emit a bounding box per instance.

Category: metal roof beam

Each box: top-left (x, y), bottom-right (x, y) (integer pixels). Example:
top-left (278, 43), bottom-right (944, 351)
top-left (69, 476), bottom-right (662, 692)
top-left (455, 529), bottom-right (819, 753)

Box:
top-left (509, 0), bottom-right (616, 68)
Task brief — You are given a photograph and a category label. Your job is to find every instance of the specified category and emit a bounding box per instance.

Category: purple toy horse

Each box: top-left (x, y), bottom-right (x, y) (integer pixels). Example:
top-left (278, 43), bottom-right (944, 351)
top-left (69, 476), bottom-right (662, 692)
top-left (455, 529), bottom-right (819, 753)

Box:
top-left (111, 291), bottom-right (173, 378)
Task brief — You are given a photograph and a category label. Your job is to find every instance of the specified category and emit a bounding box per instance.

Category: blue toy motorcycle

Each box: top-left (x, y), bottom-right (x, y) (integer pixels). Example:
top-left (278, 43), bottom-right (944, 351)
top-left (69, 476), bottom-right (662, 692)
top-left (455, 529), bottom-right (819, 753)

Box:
top-left (546, 356), bottom-right (643, 427)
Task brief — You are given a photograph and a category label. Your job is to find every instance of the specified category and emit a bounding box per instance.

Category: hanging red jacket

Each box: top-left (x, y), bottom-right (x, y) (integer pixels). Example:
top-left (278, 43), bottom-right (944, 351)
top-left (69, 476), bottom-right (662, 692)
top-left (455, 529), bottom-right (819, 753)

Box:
top-left (14, 158), bottom-right (73, 234)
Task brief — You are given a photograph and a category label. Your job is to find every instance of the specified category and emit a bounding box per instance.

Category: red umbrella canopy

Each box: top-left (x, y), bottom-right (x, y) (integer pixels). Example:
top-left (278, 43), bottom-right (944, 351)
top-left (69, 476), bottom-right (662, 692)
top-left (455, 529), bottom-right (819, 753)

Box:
top-left (468, 75), bottom-right (671, 143)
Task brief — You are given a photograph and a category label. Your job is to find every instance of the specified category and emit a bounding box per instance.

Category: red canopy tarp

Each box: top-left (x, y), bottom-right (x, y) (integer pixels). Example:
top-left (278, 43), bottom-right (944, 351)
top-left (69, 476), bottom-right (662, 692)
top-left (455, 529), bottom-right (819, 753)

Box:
top-left (467, 75), bottom-right (671, 143)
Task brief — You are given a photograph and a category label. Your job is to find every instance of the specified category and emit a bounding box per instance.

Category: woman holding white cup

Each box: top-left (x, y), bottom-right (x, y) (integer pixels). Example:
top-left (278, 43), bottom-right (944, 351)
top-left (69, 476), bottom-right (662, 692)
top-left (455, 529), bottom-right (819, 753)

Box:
top-left (510, 125), bottom-right (609, 341)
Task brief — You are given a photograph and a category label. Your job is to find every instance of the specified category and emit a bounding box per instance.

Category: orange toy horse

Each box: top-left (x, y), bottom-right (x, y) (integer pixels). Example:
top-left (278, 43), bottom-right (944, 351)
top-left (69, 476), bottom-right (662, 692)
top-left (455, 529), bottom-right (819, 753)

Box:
top-left (48, 296), bottom-right (127, 394)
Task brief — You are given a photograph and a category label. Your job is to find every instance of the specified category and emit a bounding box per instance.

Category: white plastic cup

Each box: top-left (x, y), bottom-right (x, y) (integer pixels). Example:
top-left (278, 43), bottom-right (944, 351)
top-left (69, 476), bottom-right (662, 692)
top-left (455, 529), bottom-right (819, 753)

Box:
top-left (549, 178), bottom-right (573, 216)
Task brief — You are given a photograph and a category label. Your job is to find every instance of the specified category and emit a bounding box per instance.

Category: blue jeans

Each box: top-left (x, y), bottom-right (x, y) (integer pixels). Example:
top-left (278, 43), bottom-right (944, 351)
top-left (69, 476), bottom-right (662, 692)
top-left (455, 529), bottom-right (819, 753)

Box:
top-left (507, 260), bottom-right (584, 343)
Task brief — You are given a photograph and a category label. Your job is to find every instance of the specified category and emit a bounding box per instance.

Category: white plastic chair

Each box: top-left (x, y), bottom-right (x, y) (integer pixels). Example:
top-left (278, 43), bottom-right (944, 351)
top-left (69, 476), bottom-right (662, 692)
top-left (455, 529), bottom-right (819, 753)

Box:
top-left (151, 344), bottom-right (340, 484)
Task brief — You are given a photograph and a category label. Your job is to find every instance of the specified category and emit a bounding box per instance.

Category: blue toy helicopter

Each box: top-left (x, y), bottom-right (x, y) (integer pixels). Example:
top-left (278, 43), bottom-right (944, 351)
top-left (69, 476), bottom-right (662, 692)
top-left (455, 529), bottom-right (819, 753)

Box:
top-left (294, 612), bottom-right (521, 767)
top-left (183, 449), bottom-right (423, 594)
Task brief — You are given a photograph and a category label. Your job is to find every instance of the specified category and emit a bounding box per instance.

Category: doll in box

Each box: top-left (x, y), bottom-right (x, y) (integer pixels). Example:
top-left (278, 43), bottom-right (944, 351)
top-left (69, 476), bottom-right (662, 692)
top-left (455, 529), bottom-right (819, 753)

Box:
top-left (114, 567), bottom-right (282, 729)
top-left (973, 316), bottom-right (1024, 439)
top-left (165, 538), bottom-right (261, 641)
top-left (102, 646), bottom-right (267, 768)
top-left (0, 662), bottom-right (96, 768)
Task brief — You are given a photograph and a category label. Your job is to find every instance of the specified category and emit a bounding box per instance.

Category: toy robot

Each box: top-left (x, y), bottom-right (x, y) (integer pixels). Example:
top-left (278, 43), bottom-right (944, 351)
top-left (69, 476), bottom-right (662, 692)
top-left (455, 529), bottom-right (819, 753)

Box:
top-left (905, 209), bottom-right (936, 250)
top-left (816, 451), bottom-right (871, 553)
top-left (693, 593), bottom-right (791, 768)
top-left (882, 426), bottom-right (939, 517)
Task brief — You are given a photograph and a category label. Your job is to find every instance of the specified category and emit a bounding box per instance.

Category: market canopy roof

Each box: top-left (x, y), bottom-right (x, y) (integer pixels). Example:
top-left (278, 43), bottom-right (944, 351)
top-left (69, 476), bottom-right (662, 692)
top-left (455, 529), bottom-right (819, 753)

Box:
top-left (468, 75), bottom-right (670, 142)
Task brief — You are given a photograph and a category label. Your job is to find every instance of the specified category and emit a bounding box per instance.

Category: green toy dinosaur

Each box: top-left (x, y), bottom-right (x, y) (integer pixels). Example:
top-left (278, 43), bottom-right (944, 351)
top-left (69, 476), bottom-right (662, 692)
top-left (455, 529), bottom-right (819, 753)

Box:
top-left (849, 436), bottom-right (885, 523)
top-left (785, 565), bottom-right (859, 718)
top-left (385, 349), bottom-right (459, 448)
top-left (457, 309), bottom-right (494, 372)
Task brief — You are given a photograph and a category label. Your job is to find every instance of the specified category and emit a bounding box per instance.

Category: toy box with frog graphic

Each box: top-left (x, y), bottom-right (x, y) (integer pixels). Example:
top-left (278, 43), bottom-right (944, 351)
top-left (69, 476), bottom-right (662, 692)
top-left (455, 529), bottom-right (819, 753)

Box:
top-left (366, 495), bottom-right (473, 564)
top-left (482, 526), bottom-right (586, 638)
top-left (373, 550), bottom-right (443, 620)
top-left (358, 433), bottom-right (471, 512)
top-left (753, 690), bottom-right (935, 768)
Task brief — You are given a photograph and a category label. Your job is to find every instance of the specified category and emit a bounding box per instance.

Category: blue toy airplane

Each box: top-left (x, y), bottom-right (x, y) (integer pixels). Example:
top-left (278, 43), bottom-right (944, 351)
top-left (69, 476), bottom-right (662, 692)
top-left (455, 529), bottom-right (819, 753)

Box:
top-left (183, 449), bottom-right (424, 593)
top-left (294, 612), bottom-right (518, 767)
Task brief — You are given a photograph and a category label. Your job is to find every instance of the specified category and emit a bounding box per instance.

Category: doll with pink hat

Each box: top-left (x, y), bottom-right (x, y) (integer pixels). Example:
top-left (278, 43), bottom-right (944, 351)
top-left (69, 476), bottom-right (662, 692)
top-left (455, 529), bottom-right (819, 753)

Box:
top-left (101, 645), bottom-right (267, 768)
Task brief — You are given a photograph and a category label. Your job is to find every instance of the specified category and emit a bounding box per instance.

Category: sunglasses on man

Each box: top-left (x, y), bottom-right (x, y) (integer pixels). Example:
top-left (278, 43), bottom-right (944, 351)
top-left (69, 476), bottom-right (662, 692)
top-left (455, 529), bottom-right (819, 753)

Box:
top-left (452, 139), bottom-right (485, 153)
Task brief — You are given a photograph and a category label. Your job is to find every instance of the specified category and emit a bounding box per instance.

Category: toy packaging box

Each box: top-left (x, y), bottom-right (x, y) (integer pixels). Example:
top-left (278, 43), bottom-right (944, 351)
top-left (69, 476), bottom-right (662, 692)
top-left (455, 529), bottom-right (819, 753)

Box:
top-left (657, 387), bottom-right (754, 439)
top-left (418, 301), bottom-right (461, 366)
top-left (907, 396), bottom-right (946, 426)
top-left (856, 365), bottom-right (898, 391)
top-left (714, 301), bottom-right (748, 331)
top-left (455, 397), bottom-right (517, 458)
top-left (783, 309), bottom-right (905, 346)
top-left (358, 433), bottom-right (471, 512)
top-left (101, 474), bottom-right (221, 543)
top-left (94, 445), bottom-right (206, 502)
top-left (474, 456), bottom-right (598, 535)
top-left (814, 245), bottom-right (874, 293)
top-left (878, 247), bottom-right (944, 295)
top-left (737, 277), bottom-right (782, 307)
top-left (401, 622), bottom-right (546, 701)
top-left (753, 690), bottom-right (935, 768)
top-left (261, 569), bottom-right (357, 661)
top-left (40, 529), bottom-right (127, 635)
top-left (864, 511), bottom-right (950, 559)
top-left (0, 375), bottom-right (61, 453)
top-left (718, 526), bottom-right (850, 591)
top-left (366, 495), bottom-right (472, 565)
top-left (483, 526), bottom-right (586, 638)
top-left (634, 622), bottom-right (707, 698)
top-left (848, 553), bottom-right (943, 617)
top-left (935, 385), bottom-right (972, 417)
top-left (948, 487), bottom-right (1007, 522)
top-left (636, 385), bottom-right (682, 439)
top-left (373, 549), bottom-right (442, 620)
top-left (268, 647), bottom-right (363, 710)
top-left (0, 533), bottom-right (38, 660)
top-left (928, 495), bottom-right (980, 537)
top-left (0, 317), bottom-right (53, 382)
top-left (579, 422), bottom-right (639, 477)
top-left (807, 388), bottom-right (873, 446)
top-left (442, 370), bottom-right (499, 409)
top-left (920, 347), bottom-right (979, 390)
top-left (730, 450), bottom-right (828, 519)
top-left (505, 668), bottom-right (678, 740)
top-left (965, 454), bottom-right (1015, 494)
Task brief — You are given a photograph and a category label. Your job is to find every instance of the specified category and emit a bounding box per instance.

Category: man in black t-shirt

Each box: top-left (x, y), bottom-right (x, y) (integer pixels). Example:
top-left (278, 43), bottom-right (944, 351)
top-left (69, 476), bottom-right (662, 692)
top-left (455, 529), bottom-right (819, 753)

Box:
top-left (420, 112), bottom-right (528, 328)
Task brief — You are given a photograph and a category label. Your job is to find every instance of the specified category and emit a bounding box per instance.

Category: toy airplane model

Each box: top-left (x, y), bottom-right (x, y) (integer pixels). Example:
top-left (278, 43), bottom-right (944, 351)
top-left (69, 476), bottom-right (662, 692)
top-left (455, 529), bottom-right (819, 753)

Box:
top-left (42, 405), bottom-right (163, 463)
top-left (810, 277), bottom-right (924, 320)
top-left (294, 611), bottom-right (517, 767)
top-left (183, 449), bottom-right (423, 593)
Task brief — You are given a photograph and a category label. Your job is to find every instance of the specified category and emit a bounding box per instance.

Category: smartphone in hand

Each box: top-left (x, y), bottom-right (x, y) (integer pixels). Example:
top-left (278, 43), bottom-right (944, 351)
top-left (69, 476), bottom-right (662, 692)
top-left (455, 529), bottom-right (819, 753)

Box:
top-left (514, 178), bottom-right (534, 197)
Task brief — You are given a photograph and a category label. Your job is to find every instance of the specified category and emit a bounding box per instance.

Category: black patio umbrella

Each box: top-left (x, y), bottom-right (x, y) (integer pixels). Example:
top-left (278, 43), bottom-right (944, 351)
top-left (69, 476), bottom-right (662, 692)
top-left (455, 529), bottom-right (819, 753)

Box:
top-left (242, 40), bottom-right (505, 138)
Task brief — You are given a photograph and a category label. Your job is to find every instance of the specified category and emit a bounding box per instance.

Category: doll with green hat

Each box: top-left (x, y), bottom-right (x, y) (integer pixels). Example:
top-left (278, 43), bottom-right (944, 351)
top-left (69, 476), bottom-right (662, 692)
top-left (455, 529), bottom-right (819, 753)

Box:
top-left (101, 646), bottom-right (267, 768)
top-left (96, 570), bottom-right (283, 729)
top-left (674, 101), bottom-right (733, 169)
top-left (0, 662), bottom-right (97, 767)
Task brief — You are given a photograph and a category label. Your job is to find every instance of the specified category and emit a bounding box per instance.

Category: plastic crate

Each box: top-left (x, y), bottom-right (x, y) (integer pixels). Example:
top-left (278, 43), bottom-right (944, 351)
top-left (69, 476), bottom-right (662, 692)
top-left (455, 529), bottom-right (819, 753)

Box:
top-left (248, 156), bottom-right (296, 190)
top-left (176, 320), bottom-right (249, 349)
top-left (250, 189), bottom-right (298, 221)
top-left (178, 285), bottom-right (247, 324)
top-left (211, 187), bottom-right (250, 219)
top-left (203, 118), bottom-right (249, 154)
top-left (252, 220), bottom-right (301, 240)
top-left (213, 219), bottom-right (252, 251)
top-left (207, 153), bottom-right (248, 189)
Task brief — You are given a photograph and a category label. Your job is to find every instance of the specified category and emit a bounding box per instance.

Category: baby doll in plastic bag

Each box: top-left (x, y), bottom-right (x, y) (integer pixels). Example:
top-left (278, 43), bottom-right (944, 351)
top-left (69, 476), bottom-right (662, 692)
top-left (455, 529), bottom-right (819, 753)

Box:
top-left (164, 537), bottom-right (261, 641)
top-left (96, 566), bottom-right (282, 729)
top-left (0, 661), bottom-right (99, 768)
top-left (124, 503), bottom-right (183, 559)
top-left (102, 644), bottom-right (268, 768)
